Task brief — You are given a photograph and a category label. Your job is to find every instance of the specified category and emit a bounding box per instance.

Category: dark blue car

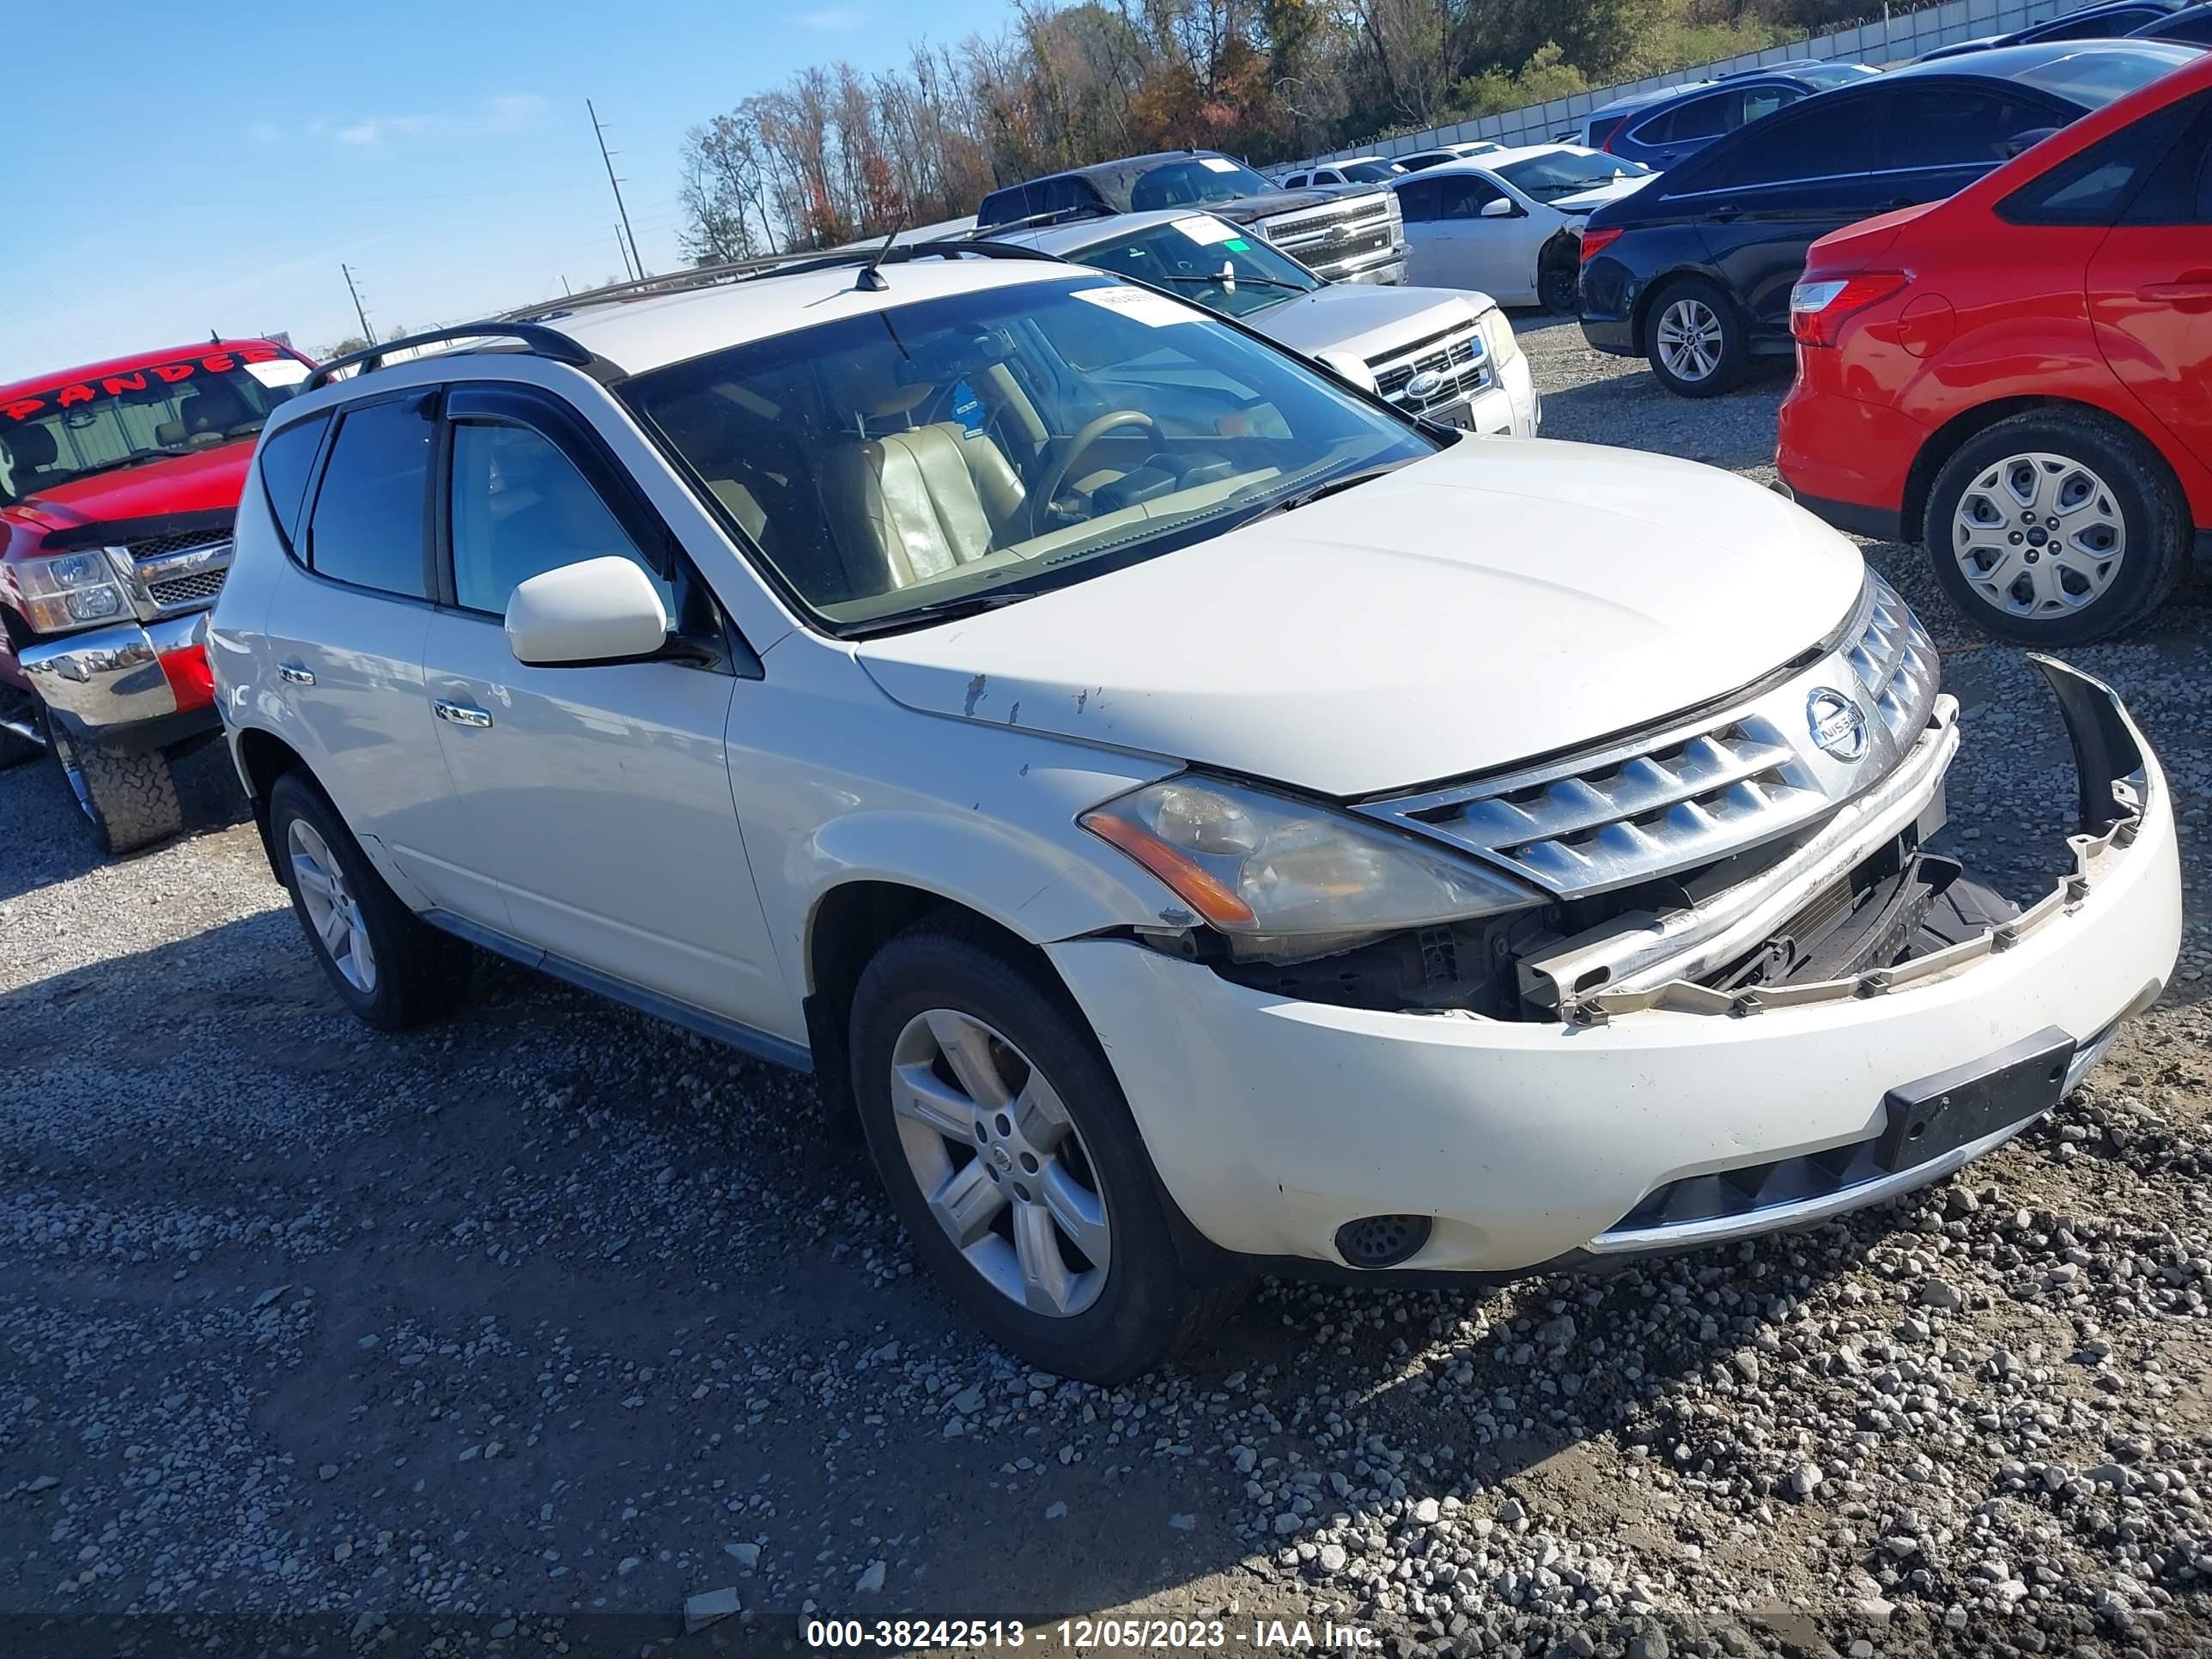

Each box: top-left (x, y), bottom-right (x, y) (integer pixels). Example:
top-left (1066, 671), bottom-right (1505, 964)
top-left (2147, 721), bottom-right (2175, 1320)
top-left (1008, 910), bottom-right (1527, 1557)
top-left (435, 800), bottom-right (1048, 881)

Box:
top-left (1577, 40), bottom-right (2197, 396)
top-left (1601, 62), bottom-right (1879, 171)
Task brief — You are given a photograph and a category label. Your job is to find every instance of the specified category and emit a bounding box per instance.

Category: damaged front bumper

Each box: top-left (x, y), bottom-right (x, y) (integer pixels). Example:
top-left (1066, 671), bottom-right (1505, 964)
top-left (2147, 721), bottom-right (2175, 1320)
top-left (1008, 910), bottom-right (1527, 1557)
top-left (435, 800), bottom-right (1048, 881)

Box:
top-left (1048, 659), bottom-right (2179, 1274)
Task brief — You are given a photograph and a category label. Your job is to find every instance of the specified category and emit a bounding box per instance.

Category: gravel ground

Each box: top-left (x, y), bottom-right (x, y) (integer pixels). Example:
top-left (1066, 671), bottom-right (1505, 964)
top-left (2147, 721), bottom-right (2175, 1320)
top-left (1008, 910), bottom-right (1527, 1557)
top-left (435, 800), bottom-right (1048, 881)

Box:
top-left (3, 316), bottom-right (2209, 1658)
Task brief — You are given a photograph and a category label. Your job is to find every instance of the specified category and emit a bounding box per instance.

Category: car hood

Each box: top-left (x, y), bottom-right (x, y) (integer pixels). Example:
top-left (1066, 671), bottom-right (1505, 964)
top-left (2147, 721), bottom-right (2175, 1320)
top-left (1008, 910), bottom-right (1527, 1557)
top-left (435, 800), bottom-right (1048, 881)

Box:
top-left (854, 441), bottom-right (1867, 798)
top-left (1553, 174), bottom-right (1658, 215)
top-left (6, 440), bottom-right (253, 540)
top-left (1246, 285), bottom-right (1483, 363)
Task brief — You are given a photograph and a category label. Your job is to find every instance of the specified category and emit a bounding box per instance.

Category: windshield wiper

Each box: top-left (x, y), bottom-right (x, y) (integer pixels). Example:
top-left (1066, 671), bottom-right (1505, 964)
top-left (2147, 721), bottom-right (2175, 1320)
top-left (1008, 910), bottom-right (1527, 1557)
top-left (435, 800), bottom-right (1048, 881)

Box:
top-left (58, 448), bottom-right (189, 483)
top-left (1150, 273), bottom-right (1310, 295)
top-left (1239, 460), bottom-right (1413, 526)
top-left (840, 587), bottom-right (1040, 637)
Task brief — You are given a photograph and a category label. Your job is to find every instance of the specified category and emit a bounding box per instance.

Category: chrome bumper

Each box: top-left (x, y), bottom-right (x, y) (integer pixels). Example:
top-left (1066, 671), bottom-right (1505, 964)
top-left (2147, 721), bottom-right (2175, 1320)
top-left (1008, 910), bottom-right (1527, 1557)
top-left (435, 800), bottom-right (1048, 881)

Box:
top-left (1323, 246), bottom-right (1408, 285)
top-left (21, 611), bottom-right (214, 743)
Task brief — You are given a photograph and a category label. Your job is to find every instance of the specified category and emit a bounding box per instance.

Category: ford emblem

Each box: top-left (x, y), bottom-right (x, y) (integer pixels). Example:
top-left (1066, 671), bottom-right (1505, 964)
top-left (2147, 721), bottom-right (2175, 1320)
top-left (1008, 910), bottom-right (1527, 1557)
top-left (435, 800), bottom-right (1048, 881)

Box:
top-left (1806, 687), bottom-right (1868, 761)
top-left (1404, 369), bottom-right (1446, 400)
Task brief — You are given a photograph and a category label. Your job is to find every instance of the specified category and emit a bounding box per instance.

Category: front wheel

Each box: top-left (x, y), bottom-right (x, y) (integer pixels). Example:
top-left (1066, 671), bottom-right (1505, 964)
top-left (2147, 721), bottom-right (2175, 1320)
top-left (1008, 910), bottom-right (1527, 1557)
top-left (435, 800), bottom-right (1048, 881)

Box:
top-left (1540, 249), bottom-right (1580, 315)
top-left (848, 918), bottom-right (1241, 1383)
top-left (1644, 276), bottom-right (1747, 397)
top-left (1921, 409), bottom-right (2185, 646)
top-left (268, 771), bottom-right (471, 1030)
top-left (45, 710), bottom-right (183, 855)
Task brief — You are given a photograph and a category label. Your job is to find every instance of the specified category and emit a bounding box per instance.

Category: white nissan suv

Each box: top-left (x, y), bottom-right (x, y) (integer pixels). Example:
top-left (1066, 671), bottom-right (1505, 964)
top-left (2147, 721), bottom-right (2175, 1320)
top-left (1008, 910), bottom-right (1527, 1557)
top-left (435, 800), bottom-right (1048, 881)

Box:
top-left (210, 246), bottom-right (2181, 1382)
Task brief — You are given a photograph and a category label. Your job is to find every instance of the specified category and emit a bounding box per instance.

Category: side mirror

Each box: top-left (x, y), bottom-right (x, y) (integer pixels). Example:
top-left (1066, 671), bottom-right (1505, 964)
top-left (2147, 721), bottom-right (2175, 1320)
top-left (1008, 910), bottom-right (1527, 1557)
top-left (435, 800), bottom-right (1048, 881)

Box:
top-left (1480, 197), bottom-right (1517, 219)
top-left (505, 556), bottom-right (670, 666)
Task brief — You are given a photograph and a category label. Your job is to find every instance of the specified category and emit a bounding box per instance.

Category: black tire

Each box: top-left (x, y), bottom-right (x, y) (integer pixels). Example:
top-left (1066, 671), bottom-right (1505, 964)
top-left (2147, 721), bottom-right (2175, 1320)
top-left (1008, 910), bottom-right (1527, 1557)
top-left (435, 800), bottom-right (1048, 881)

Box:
top-left (267, 770), bottom-right (471, 1030)
top-left (1921, 408), bottom-right (2185, 647)
top-left (1643, 275), bottom-right (1747, 398)
top-left (44, 709), bottom-right (183, 855)
top-left (848, 916), bottom-right (1243, 1383)
top-left (1539, 247), bottom-right (1580, 315)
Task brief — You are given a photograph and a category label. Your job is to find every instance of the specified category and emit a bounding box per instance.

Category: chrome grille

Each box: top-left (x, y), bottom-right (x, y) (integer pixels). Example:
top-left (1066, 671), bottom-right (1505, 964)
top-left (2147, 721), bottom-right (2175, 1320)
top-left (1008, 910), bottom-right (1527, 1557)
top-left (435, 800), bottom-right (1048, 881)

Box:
top-left (1359, 576), bottom-right (1944, 898)
top-left (1266, 197), bottom-right (1393, 259)
top-left (126, 531), bottom-right (228, 562)
top-left (1848, 574), bottom-right (1936, 745)
top-left (1369, 322), bottom-right (1491, 412)
top-left (148, 568), bottom-right (227, 607)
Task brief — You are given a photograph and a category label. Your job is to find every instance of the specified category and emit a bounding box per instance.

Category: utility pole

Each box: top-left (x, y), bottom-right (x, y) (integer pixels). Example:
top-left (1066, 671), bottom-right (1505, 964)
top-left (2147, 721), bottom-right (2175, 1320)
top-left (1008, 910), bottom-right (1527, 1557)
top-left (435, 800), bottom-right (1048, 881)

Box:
top-left (589, 99), bottom-right (647, 280)
top-left (341, 264), bottom-right (374, 344)
top-left (614, 225), bottom-right (635, 283)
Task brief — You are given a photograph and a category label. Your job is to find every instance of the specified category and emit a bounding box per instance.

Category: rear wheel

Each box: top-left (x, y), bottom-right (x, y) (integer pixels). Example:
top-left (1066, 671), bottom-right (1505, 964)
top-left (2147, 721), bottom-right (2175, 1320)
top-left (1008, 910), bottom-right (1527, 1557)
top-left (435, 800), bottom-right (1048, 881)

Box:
top-left (44, 709), bottom-right (183, 855)
top-left (848, 917), bottom-right (1241, 1382)
top-left (268, 771), bottom-right (471, 1030)
top-left (1644, 276), bottom-right (1747, 397)
top-left (1922, 409), bottom-right (2185, 645)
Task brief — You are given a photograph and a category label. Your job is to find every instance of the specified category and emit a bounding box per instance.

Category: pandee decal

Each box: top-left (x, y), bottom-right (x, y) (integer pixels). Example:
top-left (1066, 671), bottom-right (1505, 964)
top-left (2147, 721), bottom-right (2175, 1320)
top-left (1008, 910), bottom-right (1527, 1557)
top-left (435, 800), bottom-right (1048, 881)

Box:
top-left (3, 346), bottom-right (284, 425)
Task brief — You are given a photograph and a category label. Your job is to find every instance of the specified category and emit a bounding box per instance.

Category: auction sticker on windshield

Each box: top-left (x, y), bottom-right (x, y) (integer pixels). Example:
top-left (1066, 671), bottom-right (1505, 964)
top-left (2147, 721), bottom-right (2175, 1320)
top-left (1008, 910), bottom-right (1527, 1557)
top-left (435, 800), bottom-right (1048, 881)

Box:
top-left (1073, 285), bottom-right (1203, 327)
top-left (1174, 216), bottom-right (1239, 245)
top-left (1199, 156), bottom-right (1240, 173)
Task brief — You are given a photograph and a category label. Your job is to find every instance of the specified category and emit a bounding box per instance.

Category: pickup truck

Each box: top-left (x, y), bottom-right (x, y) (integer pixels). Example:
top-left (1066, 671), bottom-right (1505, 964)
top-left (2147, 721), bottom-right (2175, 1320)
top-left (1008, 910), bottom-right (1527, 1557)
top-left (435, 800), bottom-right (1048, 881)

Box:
top-left (0, 338), bottom-right (314, 853)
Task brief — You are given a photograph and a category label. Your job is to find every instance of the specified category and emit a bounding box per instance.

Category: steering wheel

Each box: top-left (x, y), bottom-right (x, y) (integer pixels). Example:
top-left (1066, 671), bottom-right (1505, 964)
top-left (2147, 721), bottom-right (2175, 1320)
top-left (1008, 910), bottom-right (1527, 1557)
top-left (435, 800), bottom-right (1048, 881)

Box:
top-left (1027, 410), bottom-right (1157, 537)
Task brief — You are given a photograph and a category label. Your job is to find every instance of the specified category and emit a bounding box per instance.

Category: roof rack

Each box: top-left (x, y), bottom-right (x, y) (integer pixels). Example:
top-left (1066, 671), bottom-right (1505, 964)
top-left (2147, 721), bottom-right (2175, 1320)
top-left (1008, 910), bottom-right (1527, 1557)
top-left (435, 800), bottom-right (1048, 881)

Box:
top-left (304, 321), bottom-right (608, 391)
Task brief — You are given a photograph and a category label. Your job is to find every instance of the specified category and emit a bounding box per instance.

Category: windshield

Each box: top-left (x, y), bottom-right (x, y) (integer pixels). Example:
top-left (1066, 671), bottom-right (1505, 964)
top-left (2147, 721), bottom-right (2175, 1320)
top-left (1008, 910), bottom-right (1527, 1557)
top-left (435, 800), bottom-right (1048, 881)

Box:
top-left (1497, 150), bottom-right (1653, 200)
top-left (623, 275), bottom-right (1432, 631)
top-left (1067, 217), bottom-right (1322, 318)
top-left (1127, 156), bottom-right (1279, 210)
top-left (1338, 160), bottom-right (1404, 182)
top-left (2014, 43), bottom-right (2199, 105)
top-left (0, 348), bottom-right (308, 505)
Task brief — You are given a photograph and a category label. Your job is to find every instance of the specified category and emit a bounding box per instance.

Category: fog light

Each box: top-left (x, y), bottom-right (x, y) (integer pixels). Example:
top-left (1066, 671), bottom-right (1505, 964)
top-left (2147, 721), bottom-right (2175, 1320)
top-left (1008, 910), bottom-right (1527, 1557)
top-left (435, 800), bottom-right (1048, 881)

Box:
top-left (1334, 1213), bottom-right (1431, 1269)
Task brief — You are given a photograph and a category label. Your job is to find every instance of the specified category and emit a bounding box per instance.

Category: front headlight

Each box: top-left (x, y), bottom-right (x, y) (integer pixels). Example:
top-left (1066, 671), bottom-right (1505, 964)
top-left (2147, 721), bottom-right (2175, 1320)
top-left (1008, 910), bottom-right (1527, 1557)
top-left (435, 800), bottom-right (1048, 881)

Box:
top-left (1476, 304), bottom-right (1520, 367)
top-left (9, 549), bottom-right (131, 634)
top-left (1083, 774), bottom-right (1540, 963)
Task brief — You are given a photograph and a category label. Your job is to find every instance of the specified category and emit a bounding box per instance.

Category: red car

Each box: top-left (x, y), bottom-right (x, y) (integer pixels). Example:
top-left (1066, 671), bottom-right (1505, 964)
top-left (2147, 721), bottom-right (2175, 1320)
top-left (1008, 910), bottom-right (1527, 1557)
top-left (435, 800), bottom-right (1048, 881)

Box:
top-left (1777, 48), bottom-right (2212, 644)
top-left (0, 339), bottom-right (315, 851)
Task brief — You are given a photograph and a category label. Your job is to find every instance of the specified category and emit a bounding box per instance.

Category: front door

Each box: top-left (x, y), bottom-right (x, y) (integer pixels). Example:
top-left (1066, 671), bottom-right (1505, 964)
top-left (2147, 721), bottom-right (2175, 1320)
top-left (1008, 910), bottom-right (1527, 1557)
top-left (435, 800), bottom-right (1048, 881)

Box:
top-left (421, 384), bottom-right (783, 1027)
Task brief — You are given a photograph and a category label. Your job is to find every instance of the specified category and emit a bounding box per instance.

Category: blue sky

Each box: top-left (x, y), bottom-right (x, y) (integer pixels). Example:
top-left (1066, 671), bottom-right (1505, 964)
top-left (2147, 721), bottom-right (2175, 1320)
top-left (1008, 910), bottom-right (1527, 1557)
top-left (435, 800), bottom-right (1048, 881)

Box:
top-left (5, 0), bottom-right (1017, 380)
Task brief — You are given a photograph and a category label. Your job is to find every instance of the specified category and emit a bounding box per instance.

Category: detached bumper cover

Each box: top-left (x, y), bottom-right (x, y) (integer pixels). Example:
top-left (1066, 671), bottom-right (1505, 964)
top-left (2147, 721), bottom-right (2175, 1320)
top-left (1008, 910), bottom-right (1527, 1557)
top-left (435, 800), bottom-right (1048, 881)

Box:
top-left (1048, 659), bottom-right (2179, 1274)
top-left (20, 611), bottom-right (217, 751)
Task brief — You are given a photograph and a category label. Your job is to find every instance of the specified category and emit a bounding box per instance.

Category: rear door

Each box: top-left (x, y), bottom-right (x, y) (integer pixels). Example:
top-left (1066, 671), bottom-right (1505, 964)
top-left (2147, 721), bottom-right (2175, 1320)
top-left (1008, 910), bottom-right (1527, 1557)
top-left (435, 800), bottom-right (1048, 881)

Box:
top-left (2086, 93), bottom-right (2212, 472)
top-left (256, 390), bottom-right (504, 921)
top-left (418, 382), bottom-right (783, 1026)
top-left (1680, 92), bottom-right (1884, 339)
top-left (1869, 80), bottom-right (2080, 212)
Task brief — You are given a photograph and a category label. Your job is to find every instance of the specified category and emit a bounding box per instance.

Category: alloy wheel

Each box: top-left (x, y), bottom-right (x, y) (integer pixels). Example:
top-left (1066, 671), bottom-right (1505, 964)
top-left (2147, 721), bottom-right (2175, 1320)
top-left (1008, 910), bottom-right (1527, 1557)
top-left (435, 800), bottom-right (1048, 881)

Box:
top-left (888, 1009), bottom-right (1110, 1318)
top-left (287, 818), bottom-right (378, 994)
top-left (1655, 297), bottom-right (1725, 383)
top-left (1952, 451), bottom-right (2126, 620)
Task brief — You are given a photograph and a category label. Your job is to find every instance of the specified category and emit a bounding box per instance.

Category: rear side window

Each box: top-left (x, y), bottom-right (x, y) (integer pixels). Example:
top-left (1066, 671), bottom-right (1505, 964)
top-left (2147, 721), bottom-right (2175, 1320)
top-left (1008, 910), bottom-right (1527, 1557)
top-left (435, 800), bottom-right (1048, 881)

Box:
top-left (1673, 95), bottom-right (1880, 190)
top-left (1586, 114), bottom-right (1633, 148)
top-left (2039, 6), bottom-right (2162, 39)
top-left (976, 185), bottom-right (1030, 228)
top-left (258, 415), bottom-right (329, 550)
top-left (2121, 97), bottom-right (2212, 222)
top-left (2002, 94), bottom-right (2206, 223)
top-left (1640, 93), bottom-right (1730, 144)
top-left (1881, 85), bottom-right (2065, 172)
top-left (306, 400), bottom-right (431, 599)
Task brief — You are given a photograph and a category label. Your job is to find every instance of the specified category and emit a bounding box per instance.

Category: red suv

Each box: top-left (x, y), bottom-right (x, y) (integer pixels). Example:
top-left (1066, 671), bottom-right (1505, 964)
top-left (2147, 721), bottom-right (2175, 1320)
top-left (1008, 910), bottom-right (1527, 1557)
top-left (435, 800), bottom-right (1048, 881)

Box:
top-left (0, 339), bottom-right (314, 851)
top-left (1777, 50), bottom-right (2212, 644)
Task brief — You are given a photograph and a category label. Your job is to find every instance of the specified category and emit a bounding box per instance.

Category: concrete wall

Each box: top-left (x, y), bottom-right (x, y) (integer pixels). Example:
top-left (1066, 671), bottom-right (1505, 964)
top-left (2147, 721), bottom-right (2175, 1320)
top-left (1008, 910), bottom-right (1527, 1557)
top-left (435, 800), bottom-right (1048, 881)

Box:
top-left (1284, 0), bottom-right (2096, 167)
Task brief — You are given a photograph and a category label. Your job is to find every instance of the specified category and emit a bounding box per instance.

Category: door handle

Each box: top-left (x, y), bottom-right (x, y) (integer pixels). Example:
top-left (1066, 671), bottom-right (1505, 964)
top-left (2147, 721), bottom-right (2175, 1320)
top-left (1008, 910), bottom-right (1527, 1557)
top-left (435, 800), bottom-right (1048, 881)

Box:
top-left (1710, 204), bottom-right (1741, 222)
top-left (277, 663), bottom-right (315, 686)
top-left (433, 699), bottom-right (492, 728)
top-left (2139, 273), bottom-right (2212, 301)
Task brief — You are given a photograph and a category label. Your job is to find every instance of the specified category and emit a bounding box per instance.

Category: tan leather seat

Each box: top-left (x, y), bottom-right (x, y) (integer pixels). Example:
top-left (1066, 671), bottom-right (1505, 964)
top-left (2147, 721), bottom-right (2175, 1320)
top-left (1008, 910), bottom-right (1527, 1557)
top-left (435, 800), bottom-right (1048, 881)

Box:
top-left (820, 362), bottom-right (1027, 594)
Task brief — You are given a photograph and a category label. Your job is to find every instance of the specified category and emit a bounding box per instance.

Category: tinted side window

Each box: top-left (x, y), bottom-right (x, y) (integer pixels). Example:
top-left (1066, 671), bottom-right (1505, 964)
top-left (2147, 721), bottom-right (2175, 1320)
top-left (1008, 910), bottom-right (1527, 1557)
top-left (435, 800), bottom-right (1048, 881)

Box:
top-left (1395, 178), bottom-right (1443, 222)
top-left (1646, 94), bottom-right (1731, 143)
top-left (2002, 94), bottom-right (2204, 223)
top-left (449, 422), bottom-right (669, 616)
top-left (1587, 114), bottom-right (1633, 148)
top-left (1677, 96), bottom-right (1880, 189)
top-left (2122, 100), bottom-right (2212, 223)
top-left (258, 414), bottom-right (329, 551)
top-left (976, 185), bottom-right (1029, 227)
top-left (2040, 6), bottom-right (2160, 37)
top-left (1881, 85), bottom-right (2062, 171)
top-left (2156, 10), bottom-right (2212, 42)
top-left (1438, 175), bottom-right (1507, 216)
top-left (306, 400), bottom-right (431, 599)
top-left (1741, 87), bottom-right (1796, 125)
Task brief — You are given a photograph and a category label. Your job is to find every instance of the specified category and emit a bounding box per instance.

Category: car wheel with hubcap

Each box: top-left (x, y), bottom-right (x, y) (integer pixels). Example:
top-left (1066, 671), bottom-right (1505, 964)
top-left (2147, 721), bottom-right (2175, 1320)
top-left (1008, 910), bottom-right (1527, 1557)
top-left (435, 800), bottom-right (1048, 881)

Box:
top-left (1539, 250), bottom-right (1580, 315)
top-left (1923, 409), bottom-right (2184, 646)
top-left (1644, 276), bottom-right (1746, 397)
top-left (43, 708), bottom-right (183, 855)
top-left (848, 917), bottom-right (1243, 1382)
top-left (268, 770), bottom-right (471, 1030)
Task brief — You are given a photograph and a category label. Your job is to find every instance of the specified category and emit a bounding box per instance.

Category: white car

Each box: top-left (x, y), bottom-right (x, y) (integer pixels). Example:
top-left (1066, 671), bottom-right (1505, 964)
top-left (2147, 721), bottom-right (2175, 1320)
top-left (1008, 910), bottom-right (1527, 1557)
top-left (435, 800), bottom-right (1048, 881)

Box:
top-left (1391, 145), bottom-right (1656, 311)
top-left (1277, 155), bottom-right (1405, 191)
top-left (211, 248), bottom-right (2180, 1384)
top-left (982, 210), bottom-right (1537, 438)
